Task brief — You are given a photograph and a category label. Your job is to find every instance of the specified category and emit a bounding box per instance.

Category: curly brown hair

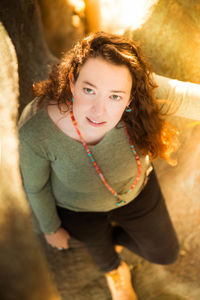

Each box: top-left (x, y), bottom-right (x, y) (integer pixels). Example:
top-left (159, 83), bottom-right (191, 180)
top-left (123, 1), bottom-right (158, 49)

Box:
top-left (33, 31), bottom-right (179, 164)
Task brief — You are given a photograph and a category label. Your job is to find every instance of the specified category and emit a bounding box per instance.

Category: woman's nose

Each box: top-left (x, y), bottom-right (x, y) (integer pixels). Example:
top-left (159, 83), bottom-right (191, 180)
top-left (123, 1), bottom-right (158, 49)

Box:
top-left (92, 98), bottom-right (106, 116)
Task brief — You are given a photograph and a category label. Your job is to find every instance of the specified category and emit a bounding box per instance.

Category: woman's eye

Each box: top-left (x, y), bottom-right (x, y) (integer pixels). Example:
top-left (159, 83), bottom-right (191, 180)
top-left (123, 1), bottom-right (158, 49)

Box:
top-left (84, 88), bottom-right (95, 94)
top-left (110, 94), bottom-right (121, 101)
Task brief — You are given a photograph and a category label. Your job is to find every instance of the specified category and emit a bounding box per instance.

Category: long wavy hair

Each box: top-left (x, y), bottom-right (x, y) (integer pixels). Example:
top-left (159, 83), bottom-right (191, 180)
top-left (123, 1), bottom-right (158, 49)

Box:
top-left (33, 31), bottom-right (179, 164)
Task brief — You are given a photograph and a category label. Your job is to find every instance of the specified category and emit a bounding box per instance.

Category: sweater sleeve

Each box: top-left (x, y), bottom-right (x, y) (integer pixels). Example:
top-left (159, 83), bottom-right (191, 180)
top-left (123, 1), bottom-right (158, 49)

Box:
top-left (19, 138), bottom-right (61, 234)
top-left (153, 73), bottom-right (200, 121)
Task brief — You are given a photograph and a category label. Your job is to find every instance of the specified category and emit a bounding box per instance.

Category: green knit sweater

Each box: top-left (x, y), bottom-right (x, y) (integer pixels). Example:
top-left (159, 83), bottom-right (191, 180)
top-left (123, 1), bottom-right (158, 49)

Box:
top-left (18, 99), bottom-right (150, 233)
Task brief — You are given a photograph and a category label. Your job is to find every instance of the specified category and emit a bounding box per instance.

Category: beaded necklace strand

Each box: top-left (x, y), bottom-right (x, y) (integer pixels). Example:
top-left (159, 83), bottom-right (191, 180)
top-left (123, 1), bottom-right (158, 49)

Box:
top-left (69, 105), bottom-right (142, 206)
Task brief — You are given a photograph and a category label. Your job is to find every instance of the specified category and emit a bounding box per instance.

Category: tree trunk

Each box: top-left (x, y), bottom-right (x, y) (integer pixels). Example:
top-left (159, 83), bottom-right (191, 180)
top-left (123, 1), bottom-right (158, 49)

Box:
top-left (84, 0), bottom-right (101, 32)
top-left (38, 0), bottom-right (85, 58)
top-left (127, 0), bottom-right (200, 83)
top-left (0, 0), bottom-right (58, 114)
top-left (0, 3), bottom-right (61, 300)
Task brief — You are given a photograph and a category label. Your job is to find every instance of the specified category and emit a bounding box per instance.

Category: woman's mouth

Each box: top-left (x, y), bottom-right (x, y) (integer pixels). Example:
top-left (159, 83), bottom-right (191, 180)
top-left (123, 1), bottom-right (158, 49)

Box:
top-left (86, 117), bottom-right (106, 127)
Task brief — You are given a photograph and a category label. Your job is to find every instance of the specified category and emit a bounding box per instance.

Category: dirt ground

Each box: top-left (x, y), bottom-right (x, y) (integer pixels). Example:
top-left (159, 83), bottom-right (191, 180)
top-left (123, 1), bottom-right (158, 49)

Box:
top-left (39, 119), bottom-right (200, 300)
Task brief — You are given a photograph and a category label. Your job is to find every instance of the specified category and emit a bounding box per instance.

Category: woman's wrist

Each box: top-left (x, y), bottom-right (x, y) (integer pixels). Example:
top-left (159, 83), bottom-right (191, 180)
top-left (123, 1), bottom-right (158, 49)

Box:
top-left (45, 225), bottom-right (62, 235)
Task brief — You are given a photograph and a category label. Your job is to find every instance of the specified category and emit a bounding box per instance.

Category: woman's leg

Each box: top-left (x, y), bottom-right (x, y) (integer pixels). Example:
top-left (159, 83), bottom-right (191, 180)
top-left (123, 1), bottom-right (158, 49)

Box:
top-left (57, 207), bottom-right (137, 299)
top-left (110, 170), bottom-right (179, 265)
top-left (56, 207), bottom-right (121, 272)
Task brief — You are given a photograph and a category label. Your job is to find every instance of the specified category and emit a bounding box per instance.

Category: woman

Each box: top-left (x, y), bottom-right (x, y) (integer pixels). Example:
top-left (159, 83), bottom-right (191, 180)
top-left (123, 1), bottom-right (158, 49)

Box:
top-left (18, 31), bottom-right (200, 300)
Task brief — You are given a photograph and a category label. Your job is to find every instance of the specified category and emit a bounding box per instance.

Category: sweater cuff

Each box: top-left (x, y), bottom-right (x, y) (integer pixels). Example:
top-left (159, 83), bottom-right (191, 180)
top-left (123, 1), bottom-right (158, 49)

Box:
top-left (40, 214), bottom-right (62, 235)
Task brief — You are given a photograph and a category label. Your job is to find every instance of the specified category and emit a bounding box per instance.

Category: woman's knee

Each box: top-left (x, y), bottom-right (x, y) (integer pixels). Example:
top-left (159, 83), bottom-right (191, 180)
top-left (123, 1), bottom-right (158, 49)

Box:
top-left (147, 240), bottom-right (180, 265)
top-left (85, 241), bottom-right (121, 272)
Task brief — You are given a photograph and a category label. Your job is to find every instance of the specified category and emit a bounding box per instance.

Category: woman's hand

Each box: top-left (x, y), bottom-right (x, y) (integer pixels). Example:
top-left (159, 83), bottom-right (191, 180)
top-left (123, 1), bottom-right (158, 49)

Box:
top-left (44, 227), bottom-right (70, 250)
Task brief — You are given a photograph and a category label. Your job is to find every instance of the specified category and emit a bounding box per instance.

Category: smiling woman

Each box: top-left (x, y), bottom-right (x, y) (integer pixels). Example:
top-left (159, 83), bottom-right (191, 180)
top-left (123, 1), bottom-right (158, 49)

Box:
top-left (18, 31), bottom-right (200, 300)
top-left (33, 32), bottom-right (178, 163)
top-left (68, 57), bottom-right (132, 144)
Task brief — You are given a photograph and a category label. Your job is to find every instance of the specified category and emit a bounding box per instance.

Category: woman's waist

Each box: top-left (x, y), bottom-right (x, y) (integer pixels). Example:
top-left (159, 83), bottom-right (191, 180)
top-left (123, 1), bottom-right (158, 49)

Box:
top-left (53, 165), bottom-right (153, 212)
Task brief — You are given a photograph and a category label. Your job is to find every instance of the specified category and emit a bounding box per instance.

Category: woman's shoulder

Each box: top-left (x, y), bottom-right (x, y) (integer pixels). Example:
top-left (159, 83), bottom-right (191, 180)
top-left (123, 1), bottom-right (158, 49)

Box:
top-left (18, 97), bottom-right (45, 129)
top-left (18, 97), bottom-right (50, 144)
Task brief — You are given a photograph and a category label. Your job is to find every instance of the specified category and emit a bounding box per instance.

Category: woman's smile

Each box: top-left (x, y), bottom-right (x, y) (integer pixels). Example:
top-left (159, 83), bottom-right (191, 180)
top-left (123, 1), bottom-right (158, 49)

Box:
top-left (86, 117), bottom-right (106, 127)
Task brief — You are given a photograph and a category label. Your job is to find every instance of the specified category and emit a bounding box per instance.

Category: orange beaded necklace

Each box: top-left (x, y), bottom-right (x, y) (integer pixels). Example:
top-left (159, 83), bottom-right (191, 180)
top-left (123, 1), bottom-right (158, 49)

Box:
top-left (70, 104), bottom-right (142, 206)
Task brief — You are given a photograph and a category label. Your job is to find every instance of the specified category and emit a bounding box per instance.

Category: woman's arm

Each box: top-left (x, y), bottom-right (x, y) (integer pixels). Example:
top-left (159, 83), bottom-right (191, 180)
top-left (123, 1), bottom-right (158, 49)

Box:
top-left (19, 139), bottom-right (61, 234)
top-left (19, 138), bottom-right (70, 249)
top-left (153, 73), bottom-right (200, 121)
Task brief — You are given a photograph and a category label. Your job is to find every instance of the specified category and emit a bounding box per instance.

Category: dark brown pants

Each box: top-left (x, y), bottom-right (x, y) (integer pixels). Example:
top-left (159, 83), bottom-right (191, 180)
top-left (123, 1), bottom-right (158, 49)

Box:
top-left (57, 170), bottom-right (179, 272)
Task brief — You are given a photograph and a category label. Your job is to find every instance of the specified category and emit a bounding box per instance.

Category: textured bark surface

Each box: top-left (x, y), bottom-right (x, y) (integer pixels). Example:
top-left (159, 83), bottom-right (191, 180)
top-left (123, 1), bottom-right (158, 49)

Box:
top-left (0, 0), bottom-right (58, 114)
top-left (38, 0), bottom-right (85, 58)
top-left (0, 23), bottom-right (60, 300)
top-left (84, 0), bottom-right (101, 32)
top-left (127, 0), bottom-right (200, 84)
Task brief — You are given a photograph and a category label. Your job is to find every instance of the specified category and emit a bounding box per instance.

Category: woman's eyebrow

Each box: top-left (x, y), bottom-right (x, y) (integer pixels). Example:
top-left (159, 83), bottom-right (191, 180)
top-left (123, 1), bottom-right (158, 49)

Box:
top-left (110, 89), bottom-right (126, 94)
top-left (83, 81), bottom-right (126, 93)
top-left (83, 81), bottom-right (97, 88)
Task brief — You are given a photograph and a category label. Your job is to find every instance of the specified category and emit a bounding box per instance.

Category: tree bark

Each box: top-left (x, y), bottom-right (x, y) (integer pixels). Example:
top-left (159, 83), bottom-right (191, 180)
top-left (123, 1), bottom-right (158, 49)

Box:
top-left (38, 0), bottom-right (85, 58)
top-left (0, 0), bottom-right (58, 114)
top-left (127, 0), bottom-right (200, 83)
top-left (84, 0), bottom-right (101, 32)
top-left (0, 22), bottom-right (61, 300)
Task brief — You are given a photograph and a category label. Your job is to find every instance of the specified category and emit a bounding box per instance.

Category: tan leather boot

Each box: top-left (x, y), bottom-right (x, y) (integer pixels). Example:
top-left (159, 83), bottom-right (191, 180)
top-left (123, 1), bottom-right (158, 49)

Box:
top-left (105, 261), bottom-right (138, 300)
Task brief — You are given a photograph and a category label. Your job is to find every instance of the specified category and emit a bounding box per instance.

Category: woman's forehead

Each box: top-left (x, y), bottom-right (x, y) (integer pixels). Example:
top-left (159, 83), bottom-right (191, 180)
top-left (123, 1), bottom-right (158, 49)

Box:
top-left (77, 57), bottom-right (132, 88)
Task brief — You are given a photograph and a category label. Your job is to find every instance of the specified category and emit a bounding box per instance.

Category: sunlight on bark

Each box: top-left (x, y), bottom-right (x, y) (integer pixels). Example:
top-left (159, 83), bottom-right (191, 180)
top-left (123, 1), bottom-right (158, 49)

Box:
top-left (84, 0), bottom-right (158, 33)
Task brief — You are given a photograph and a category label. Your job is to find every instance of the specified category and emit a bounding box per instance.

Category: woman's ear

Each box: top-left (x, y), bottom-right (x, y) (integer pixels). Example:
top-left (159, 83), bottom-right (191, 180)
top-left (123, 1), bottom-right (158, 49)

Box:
top-left (69, 71), bottom-right (75, 95)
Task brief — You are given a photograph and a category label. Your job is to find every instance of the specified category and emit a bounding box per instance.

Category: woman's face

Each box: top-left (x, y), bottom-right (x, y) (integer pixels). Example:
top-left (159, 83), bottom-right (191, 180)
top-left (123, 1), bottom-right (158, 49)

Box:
top-left (70, 57), bottom-right (132, 140)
